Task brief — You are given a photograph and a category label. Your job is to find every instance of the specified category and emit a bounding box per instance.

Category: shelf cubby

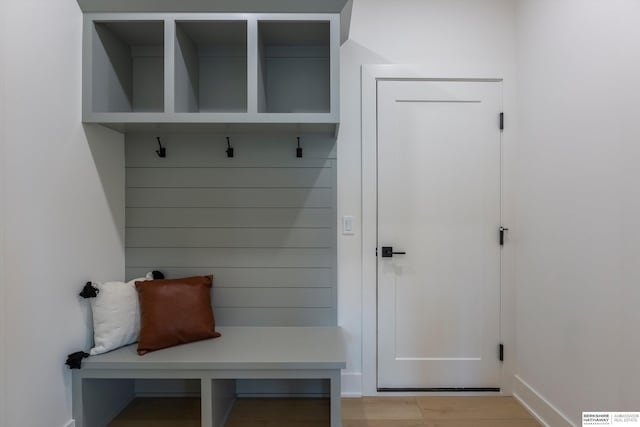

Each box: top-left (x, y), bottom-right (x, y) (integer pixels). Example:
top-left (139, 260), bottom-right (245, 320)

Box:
top-left (175, 20), bottom-right (248, 113)
top-left (84, 14), bottom-right (339, 129)
top-left (91, 20), bottom-right (165, 113)
top-left (258, 21), bottom-right (331, 114)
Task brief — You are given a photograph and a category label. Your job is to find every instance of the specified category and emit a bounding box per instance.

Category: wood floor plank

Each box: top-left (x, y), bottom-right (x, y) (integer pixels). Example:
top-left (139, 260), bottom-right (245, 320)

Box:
top-left (342, 397), bottom-right (423, 420)
top-left (225, 421), bottom-right (329, 427)
top-left (226, 398), bottom-right (330, 422)
top-left (416, 397), bottom-right (533, 420)
top-left (109, 421), bottom-right (200, 427)
top-left (109, 396), bottom-right (541, 427)
top-left (343, 421), bottom-right (430, 427)
top-left (428, 420), bottom-right (541, 427)
top-left (111, 398), bottom-right (200, 420)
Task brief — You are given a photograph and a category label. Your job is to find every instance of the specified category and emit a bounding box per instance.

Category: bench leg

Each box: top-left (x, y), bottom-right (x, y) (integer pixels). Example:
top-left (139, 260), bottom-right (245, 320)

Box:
top-left (72, 373), bottom-right (84, 427)
top-left (330, 372), bottom-right (342, 427)
top-left (201, 378), bottom-right (213, 427)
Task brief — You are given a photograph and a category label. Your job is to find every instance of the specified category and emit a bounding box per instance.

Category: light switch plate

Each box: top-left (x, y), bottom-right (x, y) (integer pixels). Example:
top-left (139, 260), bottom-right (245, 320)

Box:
top-left (342, 215), bottom-right (354, 235)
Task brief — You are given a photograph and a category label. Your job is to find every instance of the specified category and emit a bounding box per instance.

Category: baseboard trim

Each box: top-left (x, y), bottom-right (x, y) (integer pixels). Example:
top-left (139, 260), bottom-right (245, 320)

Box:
top-left (63, 420), bottom-right (75, 427)
top-left (341, 372), bottom-right (362, 397)
top-left (513, 375), bottom-right (576, 427)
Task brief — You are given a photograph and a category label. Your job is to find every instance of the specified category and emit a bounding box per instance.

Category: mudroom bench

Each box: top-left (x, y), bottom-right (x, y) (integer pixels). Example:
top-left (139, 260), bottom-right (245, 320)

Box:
top-left (72, 326), bottom-right (346, 427)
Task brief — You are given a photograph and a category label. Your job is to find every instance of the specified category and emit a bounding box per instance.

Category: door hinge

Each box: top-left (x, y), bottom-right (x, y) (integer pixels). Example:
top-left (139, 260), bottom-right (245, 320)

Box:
top-left (499, 226), bottom-right (509, 246)
top-left (375, 247), bottom-right (378, 257)
top-left (499, 343), bottom-right (504, 362)
top-left (499, 112), bottom-right (504, 131)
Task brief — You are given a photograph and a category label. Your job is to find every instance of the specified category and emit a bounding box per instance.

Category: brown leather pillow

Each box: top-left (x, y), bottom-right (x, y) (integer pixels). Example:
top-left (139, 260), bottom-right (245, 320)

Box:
top-left (135, 275), bottom-right (221, 355)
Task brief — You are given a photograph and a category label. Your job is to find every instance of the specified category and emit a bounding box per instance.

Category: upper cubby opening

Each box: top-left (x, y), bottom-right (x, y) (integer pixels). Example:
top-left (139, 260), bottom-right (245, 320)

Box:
top-left (175, 21), bottom-right (248, 113)
top-left (258, 21), bottom-right (330, 114)
top-left (92, 21), bottom-right (165, 113)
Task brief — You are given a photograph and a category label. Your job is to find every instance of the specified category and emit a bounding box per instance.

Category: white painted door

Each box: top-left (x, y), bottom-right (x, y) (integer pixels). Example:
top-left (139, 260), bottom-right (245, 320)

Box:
top-left (377, 80), bottom-right (503, 390)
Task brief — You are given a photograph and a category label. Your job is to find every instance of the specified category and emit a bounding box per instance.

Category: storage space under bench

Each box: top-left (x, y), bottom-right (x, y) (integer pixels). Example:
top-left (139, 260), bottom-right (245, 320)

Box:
top-left (72, 326), bottom-right (346, 427)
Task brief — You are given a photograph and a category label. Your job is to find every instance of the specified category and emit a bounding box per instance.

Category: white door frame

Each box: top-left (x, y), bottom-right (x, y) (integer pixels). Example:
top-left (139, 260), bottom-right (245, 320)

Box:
top-left (361, 64), bottom-right (516, 396)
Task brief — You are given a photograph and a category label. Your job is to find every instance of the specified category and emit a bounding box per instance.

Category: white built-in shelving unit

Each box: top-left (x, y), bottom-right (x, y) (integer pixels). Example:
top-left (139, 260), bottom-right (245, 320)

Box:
top-left (83, 13), bottom-right (340, 132)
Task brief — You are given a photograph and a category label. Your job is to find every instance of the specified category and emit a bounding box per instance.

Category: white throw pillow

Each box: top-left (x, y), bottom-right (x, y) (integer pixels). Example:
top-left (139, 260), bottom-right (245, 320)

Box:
top-left (89, 273), bottom-right (152, 356)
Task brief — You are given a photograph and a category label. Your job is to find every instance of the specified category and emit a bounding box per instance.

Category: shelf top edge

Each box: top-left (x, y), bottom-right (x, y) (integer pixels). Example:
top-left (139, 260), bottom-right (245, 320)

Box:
top-left (76, 0), bottom-right (349, 14)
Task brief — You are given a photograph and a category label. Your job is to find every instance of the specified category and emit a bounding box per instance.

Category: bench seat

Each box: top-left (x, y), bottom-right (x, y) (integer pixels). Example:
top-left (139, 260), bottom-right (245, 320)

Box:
top-left (72, 326), bottom-right (346, 427)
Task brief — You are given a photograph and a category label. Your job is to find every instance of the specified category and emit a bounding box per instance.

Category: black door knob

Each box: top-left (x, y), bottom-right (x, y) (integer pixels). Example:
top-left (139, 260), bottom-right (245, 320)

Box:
top-left (381, 246), bottom-right (407, 258)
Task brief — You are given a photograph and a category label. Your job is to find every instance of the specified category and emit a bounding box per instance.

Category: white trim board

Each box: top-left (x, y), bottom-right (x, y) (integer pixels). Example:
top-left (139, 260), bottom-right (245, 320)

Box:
top-left (341, 372), bottom-right (362, 398)
top-left (0, 135), bottom-right (6, 427)
top-left (76, 0), bottom-right (349, 14)
top-left (513, 375), bottom-right (576, 427)
top-left (76, 0), bottom-right (354, 42)
top-left (360, 64), bottom-right (516, 396)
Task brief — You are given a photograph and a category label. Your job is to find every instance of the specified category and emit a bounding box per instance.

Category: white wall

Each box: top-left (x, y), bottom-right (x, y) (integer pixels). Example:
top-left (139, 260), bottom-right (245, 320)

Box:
top-left (2, 1), bottom-right (125, 426)
top-left (514, 1), bottom-right (640, 425)
top-left (337, 0), bottom-right (517, 395)
top-left (0, 0), bottom-right (8, 424)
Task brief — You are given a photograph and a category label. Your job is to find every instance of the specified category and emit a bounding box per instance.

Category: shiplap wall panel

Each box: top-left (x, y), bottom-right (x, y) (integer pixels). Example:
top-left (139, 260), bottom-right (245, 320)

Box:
top-left (127, 167), bottom-right (333, 188)
top-left (126, 188), bottom-right (333, 208)
top-left (213, 308), bottom-right (334, 327)
top-left (125, 133), bottom-right (336, 326)
top-left (126, 207), bottom-right (332, 228)
top-left (126, 228), bottom-right (332, 248)
top-left (125, 267), bottom-right (333, 287)
top-left (212, 287), bottom-right (332, 308)
top-left (126, 248), bottom-right (333, 268)
top-left (125, 134), bottom-right (336, 167)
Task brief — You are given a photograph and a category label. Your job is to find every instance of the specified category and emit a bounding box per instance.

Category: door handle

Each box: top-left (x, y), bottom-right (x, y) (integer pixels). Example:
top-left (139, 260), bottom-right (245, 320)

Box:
top-left (381, 246), bottom-right (407, 258)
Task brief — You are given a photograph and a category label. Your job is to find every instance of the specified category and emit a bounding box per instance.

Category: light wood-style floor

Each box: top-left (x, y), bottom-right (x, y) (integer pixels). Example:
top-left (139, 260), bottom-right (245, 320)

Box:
top-left (109, 397), bottom-right (542, 427)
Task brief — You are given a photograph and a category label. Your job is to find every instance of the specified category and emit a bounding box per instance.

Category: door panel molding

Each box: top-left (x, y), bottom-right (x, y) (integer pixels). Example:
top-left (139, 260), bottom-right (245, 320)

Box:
top-left (361, 65), bottom-right (515, 396)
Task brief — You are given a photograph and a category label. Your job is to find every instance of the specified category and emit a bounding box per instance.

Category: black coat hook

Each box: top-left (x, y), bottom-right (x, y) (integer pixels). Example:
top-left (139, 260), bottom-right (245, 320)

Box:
top-left (155, 137), bottom-right (166, 158)
top-left (296, 137), bottom-right (303, 158)
top-left (226, 136), bottom-right (234, 158)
